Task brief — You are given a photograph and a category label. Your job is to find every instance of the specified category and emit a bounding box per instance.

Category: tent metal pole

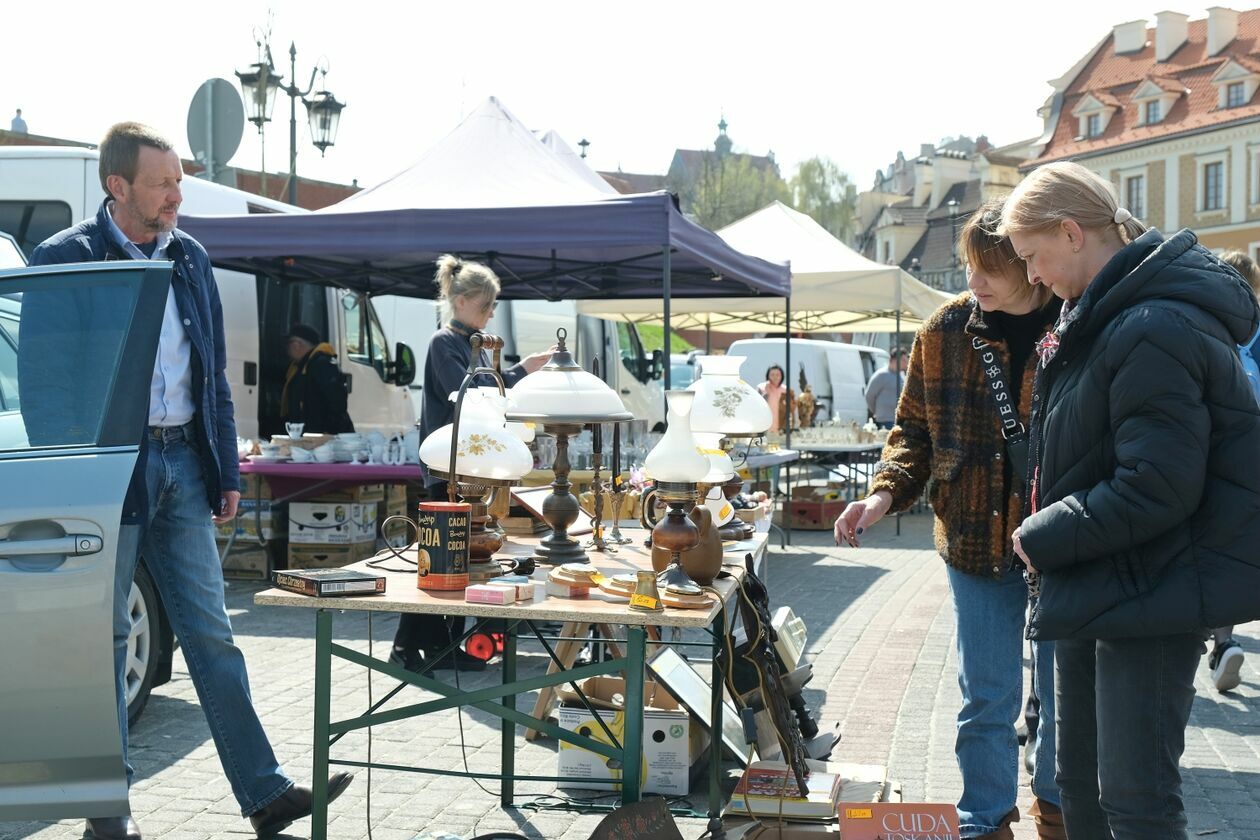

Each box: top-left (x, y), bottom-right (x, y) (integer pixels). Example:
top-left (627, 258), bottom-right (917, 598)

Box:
top-left (784, 294), bottom-right (792, 546)
top-left (662, 246), bottom-right (672, 421)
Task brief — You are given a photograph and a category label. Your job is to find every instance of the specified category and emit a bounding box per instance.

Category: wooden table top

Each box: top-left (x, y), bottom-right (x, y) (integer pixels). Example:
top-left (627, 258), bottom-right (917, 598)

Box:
top-left (255, 529), bottom-right (768, 629)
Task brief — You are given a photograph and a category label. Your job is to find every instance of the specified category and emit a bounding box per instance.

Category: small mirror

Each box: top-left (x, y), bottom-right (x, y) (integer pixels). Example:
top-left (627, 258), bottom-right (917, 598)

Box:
top-left (650, 348), bottom-right (665, 381)
top-left (393, 342), bottom-right (416, 386)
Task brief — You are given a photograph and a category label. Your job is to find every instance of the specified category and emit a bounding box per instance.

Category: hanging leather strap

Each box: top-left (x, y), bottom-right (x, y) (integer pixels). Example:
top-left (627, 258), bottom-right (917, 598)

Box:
top-left (972, 337), bottom-right (1029, 485)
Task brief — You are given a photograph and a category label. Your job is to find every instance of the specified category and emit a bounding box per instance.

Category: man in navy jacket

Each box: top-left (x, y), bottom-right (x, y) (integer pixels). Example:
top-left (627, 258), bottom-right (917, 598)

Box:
top-left (31, 122), bottom-right (350, 840)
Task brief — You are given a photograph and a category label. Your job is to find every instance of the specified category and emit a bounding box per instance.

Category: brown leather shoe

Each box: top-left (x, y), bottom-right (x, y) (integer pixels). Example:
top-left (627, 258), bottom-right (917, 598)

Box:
top-left (82, 816), bottom-right (142, 840)
top-left (974, 806), bottom-right (1020, 840)
top-left (1029, 798), bottom-right (1067, 840)
top-left (248, 773), bottom-right (353, 837)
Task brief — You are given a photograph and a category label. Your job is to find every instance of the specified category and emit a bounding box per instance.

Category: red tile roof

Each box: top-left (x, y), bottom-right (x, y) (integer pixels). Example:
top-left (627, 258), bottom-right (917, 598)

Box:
top-left (1029, 9), bottom-right (1260, 166)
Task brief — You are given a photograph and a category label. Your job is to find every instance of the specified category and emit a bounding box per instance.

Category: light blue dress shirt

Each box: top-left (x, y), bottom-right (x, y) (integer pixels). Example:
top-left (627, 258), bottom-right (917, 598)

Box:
top-left (105, 204), bottom-right (196, 427)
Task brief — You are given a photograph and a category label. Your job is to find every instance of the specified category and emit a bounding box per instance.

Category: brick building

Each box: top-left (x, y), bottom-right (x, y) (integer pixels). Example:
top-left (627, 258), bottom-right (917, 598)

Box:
top-left (1024, 6), bottom-right (1260, 258)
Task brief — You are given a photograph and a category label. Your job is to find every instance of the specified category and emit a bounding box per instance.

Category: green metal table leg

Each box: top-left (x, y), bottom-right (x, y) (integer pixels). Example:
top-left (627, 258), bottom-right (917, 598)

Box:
top-left (708, 611), bottom-right (726, 828)
top-left (500, 620), bottom-right (518, 808)
top-left (621, 625), bottom-right (646, 804)
top-left (311, 609), bottom-right (332, 840)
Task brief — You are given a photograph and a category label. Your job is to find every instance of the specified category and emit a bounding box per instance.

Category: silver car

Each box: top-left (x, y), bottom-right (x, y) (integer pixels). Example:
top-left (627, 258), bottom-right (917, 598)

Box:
top-left (0, 259), bottom-right (173, 820)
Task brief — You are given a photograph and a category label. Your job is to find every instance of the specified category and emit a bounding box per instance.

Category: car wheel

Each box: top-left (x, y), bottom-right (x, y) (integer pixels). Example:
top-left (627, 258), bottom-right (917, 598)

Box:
top-left (125, 564), bottom-right (160, 725)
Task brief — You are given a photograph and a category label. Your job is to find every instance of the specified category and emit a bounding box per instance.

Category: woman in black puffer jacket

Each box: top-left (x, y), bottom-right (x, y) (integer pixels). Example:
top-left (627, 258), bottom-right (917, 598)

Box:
top-left (1000, 161), bottom-right (1260, 840)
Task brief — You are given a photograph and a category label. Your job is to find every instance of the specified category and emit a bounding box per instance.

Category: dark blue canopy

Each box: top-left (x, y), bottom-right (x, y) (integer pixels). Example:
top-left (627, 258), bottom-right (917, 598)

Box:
top-left (179, 191), bottom-right (790, 301)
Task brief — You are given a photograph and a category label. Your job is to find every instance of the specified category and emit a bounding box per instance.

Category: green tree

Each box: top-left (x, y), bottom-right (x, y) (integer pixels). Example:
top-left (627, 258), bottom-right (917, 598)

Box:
top-left (789, 156), bottom-right (858, 244)
top-left (674, 154), bottom-right (790, 231)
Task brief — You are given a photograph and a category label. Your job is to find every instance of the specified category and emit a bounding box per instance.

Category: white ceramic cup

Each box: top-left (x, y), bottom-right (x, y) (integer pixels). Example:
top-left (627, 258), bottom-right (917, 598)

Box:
top-left (285, 422), bottom-right (305, 438)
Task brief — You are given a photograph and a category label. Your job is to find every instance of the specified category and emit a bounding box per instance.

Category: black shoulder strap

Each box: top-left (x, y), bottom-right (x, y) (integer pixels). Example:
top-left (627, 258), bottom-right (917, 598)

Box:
top-left (971, 337), bottom-right (1024, 440)
top-left (972, 337), bottom-right (1030, 487)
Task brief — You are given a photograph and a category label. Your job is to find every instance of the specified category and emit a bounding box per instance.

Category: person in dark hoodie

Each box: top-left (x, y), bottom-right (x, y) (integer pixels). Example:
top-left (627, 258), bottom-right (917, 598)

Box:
top-left (281, 323), bottom-right (353, 434)
top-left (1001, 161), bottom-right (1260, 840)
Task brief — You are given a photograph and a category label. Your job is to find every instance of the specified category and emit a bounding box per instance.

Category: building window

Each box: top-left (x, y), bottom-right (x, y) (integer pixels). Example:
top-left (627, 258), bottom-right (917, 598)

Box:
top-left (1228, 82), bottom-right (1247, 108)
top-left (1086, 113), bottom-right (1102, 137)
top-left (1124, 175), bottom-right (1146, 220)
top-left (882, 241), bottom-right (891, 264)
top-left (1203, 161), bottom-right (1225, 211)
top-left (1144, 100), bottom-right (1161, 124)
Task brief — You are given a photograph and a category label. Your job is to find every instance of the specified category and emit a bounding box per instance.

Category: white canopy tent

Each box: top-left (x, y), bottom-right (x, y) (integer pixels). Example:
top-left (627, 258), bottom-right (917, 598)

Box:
top-left (577, 200), bottom-right (951, 333)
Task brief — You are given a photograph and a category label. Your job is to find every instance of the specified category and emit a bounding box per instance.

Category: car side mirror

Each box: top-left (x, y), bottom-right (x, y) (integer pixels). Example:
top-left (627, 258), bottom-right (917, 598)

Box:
top-left (650, 349), bottom-right (664, 381)
top-left (393, 342), bottom-right (417, 386)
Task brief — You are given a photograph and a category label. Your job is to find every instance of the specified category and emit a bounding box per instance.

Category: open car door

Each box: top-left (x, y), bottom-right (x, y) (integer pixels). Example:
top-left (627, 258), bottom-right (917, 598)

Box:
top-left (0, 261), bottom-right (170, 820)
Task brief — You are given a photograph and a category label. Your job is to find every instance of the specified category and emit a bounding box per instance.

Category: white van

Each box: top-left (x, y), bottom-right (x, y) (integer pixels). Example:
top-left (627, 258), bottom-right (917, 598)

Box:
top-left (0, 146), bottom-right (416, 438)
top-left (725, 337), bottom-right (888, 424)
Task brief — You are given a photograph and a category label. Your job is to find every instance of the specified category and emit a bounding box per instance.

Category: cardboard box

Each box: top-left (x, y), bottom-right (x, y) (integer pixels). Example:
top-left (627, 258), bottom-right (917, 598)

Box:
top-left (775, 486), bottom-right (846, 530)
top-left (380, 484), bottom-right (408, 521)
top-left (238, 473), bottom-right (272, 500)
top-left (310, 483), bottom-right (386, 504)
top-left (219, 542), bottom-right (275, 581)
top-left (557, 677), bottom-right (708, 796)
top-left (215, 499), bottom-right (285, 541)
top-left (287, 541), bottom-right (378, 569)
top-left (289, 501), bottom-right (378, 545)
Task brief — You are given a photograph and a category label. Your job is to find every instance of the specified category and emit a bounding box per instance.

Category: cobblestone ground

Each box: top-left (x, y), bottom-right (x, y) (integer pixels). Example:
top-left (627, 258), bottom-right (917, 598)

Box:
top-left (3, 511), bottom-right (1257, 839)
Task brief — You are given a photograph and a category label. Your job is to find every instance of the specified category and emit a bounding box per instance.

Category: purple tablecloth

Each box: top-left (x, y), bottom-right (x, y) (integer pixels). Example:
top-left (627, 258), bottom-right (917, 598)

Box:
top-left (238, 462), bottom-right (425, 502)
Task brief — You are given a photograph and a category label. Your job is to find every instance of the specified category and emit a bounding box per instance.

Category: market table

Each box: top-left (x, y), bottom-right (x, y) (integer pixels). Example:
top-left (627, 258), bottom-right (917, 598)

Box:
top-left (254, 529), bottom-right (769, 840)
top-left (794, 441), bottom-right (882, 501)
top-left (220, 462), bottom-right (426, 567)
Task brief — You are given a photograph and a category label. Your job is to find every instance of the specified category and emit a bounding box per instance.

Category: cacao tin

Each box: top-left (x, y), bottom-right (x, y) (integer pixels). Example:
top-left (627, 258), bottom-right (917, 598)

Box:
top-left (414, 501), bottom-right (471, 591)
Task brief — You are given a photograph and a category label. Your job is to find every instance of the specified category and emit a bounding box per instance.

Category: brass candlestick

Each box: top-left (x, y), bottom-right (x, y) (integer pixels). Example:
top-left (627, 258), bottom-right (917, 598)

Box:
top-left (585, 447), bottom-right (613, 552)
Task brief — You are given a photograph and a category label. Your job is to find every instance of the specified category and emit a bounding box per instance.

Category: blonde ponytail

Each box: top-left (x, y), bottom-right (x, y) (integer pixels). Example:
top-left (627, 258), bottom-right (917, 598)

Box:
top-left (999, 161), bottom-right (1148, 245)
top-left (433, 254), bottom-right (501, 316)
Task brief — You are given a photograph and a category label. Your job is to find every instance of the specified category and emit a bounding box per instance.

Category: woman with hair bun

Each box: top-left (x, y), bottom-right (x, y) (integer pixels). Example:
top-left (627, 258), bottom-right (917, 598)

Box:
top-left (1002, 161), bottom-right (1260, 839)
top-left (390, 255), bottom-right (552, 672)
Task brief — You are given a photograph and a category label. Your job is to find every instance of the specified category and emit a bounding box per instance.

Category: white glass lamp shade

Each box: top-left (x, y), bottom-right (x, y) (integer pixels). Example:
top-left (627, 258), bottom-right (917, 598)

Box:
top-left (644, 391), bottom-right (710, 483)
top-left (689, 354), bottom-right (772, 436)
top-left (695, 431), bottom-right (735, 484)
top-left (508, 367), bottom-right (628, 420)
top-left (505, 333), bottom-right (631, 422)
top-left (419, 394), bottom-right (533, 481)
top-left (458, 386), bottom-right (535, 443)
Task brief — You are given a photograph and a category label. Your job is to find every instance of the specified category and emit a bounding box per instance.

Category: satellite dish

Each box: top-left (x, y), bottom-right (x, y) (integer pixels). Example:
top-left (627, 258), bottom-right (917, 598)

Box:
top-left (187, 78), bottom-right (244, 181)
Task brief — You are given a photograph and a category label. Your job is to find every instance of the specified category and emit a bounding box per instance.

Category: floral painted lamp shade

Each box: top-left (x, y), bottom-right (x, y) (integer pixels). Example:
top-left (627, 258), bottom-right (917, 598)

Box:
top-left (688, 354), bottom-right (773, 436)
top-left (420, 388), bottom-right (533, 481)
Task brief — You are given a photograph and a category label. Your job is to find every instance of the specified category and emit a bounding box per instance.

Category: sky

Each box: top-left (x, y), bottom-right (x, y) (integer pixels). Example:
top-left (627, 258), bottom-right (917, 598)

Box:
top-left (2, 1), bottom-right (1223, 194)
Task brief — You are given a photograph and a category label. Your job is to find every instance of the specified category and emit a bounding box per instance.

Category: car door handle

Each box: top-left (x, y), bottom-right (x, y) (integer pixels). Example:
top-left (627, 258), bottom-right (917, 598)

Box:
top-left (0, 535), bottom-right (103, 557)
top-left (620, 388), bottom-right (631, 394)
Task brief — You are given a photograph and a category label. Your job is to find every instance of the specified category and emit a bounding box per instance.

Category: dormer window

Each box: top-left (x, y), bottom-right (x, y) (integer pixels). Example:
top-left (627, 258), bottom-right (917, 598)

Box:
top-left (1228, 81), bottom-right (1247, 108)
top-left (1211, 59), bottom-right (1259, 110)
top-left (1072, 93), bottom-right (1119, 139)
top-left (1130, 77), bottom-right (1183, 126)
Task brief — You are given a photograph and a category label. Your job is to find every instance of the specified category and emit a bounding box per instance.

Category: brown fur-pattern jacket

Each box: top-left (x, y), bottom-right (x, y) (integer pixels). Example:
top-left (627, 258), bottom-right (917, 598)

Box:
top-left (869, 293), bottom-right (1057, 578)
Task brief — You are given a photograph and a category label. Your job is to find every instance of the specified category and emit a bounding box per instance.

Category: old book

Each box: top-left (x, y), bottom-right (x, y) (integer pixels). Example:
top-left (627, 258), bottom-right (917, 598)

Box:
top-left (272, 567), bottom-right (386, 597)
top-left (727, 761), bottom-right (842, 821)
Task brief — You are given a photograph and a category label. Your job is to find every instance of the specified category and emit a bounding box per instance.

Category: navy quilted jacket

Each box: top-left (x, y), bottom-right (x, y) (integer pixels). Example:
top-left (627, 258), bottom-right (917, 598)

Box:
top-left (1022, 228), bottom-right (1260, 640)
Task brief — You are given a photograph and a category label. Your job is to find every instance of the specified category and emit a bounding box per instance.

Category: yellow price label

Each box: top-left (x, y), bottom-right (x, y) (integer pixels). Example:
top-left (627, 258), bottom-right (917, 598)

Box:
top-left (629, 594), bottom-right (659, 609)
top-left (844, 808), bottom-right (873, 819)
top-left (590, 572), bottom-right (607, 586)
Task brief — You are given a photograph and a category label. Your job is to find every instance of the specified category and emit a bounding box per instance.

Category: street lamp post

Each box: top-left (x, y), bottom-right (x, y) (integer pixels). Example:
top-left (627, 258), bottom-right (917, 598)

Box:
top-left (237, 39), bottom-right (345, 206)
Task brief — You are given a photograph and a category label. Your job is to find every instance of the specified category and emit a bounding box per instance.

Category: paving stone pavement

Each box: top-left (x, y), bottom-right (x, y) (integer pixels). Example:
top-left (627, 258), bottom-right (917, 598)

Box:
top-left (3, 511), bottom-right (1257, 840)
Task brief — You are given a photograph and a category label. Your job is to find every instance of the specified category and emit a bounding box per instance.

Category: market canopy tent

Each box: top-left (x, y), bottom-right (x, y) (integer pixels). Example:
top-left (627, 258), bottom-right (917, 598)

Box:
top-left (178, 97), bottom-right (789, 302)
top-left (576, 201), bottom-right (949, 331)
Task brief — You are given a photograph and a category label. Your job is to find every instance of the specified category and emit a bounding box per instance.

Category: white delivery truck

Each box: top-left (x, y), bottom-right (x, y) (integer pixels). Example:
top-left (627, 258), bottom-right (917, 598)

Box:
top-left (0, 146), bottom-right (416, 439)
top-left (725, 337), bottom-right (888, 424)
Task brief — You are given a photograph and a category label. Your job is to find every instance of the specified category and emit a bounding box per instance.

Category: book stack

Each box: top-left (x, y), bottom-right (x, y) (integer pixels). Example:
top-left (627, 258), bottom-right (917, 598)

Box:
top-left (727, 762), bottom-right (843, 821)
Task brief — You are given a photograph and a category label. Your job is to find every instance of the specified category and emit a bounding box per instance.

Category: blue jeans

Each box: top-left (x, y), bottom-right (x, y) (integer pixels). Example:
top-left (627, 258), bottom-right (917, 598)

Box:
top-left (112, 427), bottom-right (292, 815)
top-left (947, 565), bottom-right (1059, 837)
top-left (1055, 633), bottom-right (1204, 840)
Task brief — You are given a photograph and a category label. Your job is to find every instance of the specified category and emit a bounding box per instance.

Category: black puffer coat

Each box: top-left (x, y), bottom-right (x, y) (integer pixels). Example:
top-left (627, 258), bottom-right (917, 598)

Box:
top-left (1021, 228), bottom-right (1260, 641)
